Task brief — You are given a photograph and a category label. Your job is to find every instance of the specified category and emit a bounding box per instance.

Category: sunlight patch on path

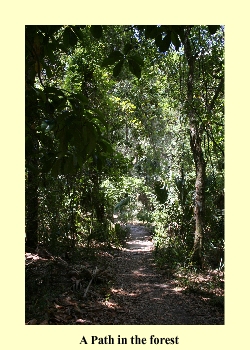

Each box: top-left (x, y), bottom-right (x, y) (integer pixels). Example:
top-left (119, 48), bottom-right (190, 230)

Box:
top-left (124, 224), bottom-right (154, 252)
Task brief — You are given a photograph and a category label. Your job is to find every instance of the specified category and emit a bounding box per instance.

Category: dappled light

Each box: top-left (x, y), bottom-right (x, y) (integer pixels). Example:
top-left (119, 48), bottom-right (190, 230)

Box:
top-left (26, 223), bottom-right (224, 324)
top-left (25, 25), bottom-right (224, 325)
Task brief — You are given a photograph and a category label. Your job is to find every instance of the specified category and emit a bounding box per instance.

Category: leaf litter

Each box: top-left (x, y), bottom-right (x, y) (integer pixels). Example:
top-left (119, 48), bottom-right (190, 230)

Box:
top-left (25, 224), bottom-right (224, 325)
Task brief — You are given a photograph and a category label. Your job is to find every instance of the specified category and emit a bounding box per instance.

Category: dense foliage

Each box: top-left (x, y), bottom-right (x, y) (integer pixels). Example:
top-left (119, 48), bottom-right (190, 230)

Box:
top-left (25, 25), bottom-right (224, 270)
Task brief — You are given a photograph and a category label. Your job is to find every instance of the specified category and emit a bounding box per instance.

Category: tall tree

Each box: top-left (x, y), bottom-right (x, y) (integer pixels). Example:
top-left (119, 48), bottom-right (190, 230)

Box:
top-left (102, 25), bottom-right (224, 266)
top-left (182, 26), bottom-right (224, 266)
top-left (25, 25), bottom-right (113, 247)
top-left (25, 26), bottom-right (44, 247)
top-left (182, 26), bottom-right (206, 266)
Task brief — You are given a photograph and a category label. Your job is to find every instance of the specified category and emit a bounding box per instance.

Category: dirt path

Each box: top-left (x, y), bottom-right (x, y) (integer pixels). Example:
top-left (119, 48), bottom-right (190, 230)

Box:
top-left (25, 223), bottom-right (224, 325)
top-left (108, 224), bottom-right (224, 325)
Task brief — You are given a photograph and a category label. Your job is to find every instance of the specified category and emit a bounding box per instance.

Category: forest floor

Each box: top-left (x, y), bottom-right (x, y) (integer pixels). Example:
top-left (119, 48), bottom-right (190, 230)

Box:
top-left (25, 223), bottom-right (224, 325)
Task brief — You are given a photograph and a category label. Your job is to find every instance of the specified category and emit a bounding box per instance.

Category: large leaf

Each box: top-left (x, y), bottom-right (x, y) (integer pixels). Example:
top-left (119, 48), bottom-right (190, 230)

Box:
top-left (40, 25), bottom-right (63, 37)
top-left (99, 138), bottom-right (113, 154)
top-left (73, 127), bottom-right (85, 150)
top-left (113, 60), bottom-right (124, 77)
top-left (63, 154), bottom-right (77, 175)
top-left (85, 120), bottom-right (98, 139)
top-left (63, 26), bottom-right (78, 48)
top-left (155, 34), bottom-right (163, 48)
top-left (158, 32), bottom-right (171, 52)
top-left (68, 29), bottom-right (78, 47)
top-left (128, 59), bottom-right (141, 79)
top-left (90, 25), bottom-right (103, 39)
top-left (72, 26), bottom-right (85, 41)
top-left (51, 158), bottom-right (62, 177)
top-left (124, 43), bottom-right (133, 55)
top-left (72, 92), bottom-right (89, 105)
top-left (144, 25), bottom-right (158, 39)
top-left (43, 86), bottom-right (65, 97)
top-left (128, 53), bottom-right (144, 67)
top-left (35, 89), bottom-right (46, 102)
top-left (102, 51), bottom-right (124, 67)
top-left (76, 153), bottom-right (84, 168)
top-left (208, 25), bottom-right (220, 35)
top-left (43, 87), bottom-right (67, 111)
top-left (85, 136), bottom-right (97, 156)
top-left (41, 153), bottom-right (56, 173)
top-left (90, 108), bottom-right (107, 126)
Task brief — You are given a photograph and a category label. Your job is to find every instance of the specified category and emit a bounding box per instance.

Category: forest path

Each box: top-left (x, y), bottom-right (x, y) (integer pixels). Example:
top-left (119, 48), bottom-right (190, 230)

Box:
top-left (108, 223), bottom-right (223, 325)
top-left (25, 223), bottom-right (224, 325)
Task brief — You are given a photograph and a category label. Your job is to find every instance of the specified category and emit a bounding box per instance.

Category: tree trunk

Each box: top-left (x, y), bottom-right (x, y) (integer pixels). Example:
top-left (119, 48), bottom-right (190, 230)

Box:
top-left (189, 123), bottom-right (206, 267)
top-left (25, 26), bottom-right (39, 248)
top-left (25, 145), bottom-right (39, 248)
top-left (183, 27), bottom-right (206, 267)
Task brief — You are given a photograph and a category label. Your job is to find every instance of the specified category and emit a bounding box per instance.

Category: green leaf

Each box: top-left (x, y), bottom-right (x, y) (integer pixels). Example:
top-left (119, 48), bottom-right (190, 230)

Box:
top-left (72, 26), bottom-right (84, 41)
top-left (155, 34), bottom-right (163, 48)
top-left (128, 59), bottom-right (141, 79)
top-left (91, 108), bottom-right (107, 126)
top-left (38, 152), bottom-right (50, 172)
top-left (79, 127), bottom-right (87, 149)
top-left (44, 86), bottom-right (65, 97)
top-left (63, 26), bottom-right (71, 48)
top-left (47, 25), bottom-right (63, 36)
top-left (208, 25), bottom-right (220, 35)
top-left (73, 93), bottom-right (89, 105)
top-left (41, 154), bottom-right (55, 173)
top-left (76, 153), bottom-right (84, 168)
top-left (102, 51), bottom-right (124, 67)
top-left (113, 60), bottom-right (124, 77)
top-left (158, 32), bottom-right (171, 52)
top-left (36, 89), bottom-right (46, 102)
top-left (90, 25), bottom-right (103, 39)
top-left (128, 53), bottom-right (144, 67)
top-left (124, 43), bottom-right (133, 55)
top-left (95, 154), bottom-right (104, 171)
top-left (63, 26), bottom-right (78, 48)
top-left (51, 158), bottom-right (62, 177)
top-left (84, 109), bottom-right (106, 128)
top-left (86, 136), bottom-right (97, 156)
top-left (99, 138), bottom-right (113, 154)
top-left (63, 155), bottom-right (76, 175)
top-left (144, 25), bottom-right (158, 39)
top-left (85, 120), bottom-right (98, 139)
top-left (68, 29), bottom-right (78, 47)
top-left (72, 127), bottom-right (84, 149)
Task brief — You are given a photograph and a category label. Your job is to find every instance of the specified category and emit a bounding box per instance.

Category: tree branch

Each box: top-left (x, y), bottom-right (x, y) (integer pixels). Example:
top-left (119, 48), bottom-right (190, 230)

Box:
top-left (207, 78), bottom-right (224, 113)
